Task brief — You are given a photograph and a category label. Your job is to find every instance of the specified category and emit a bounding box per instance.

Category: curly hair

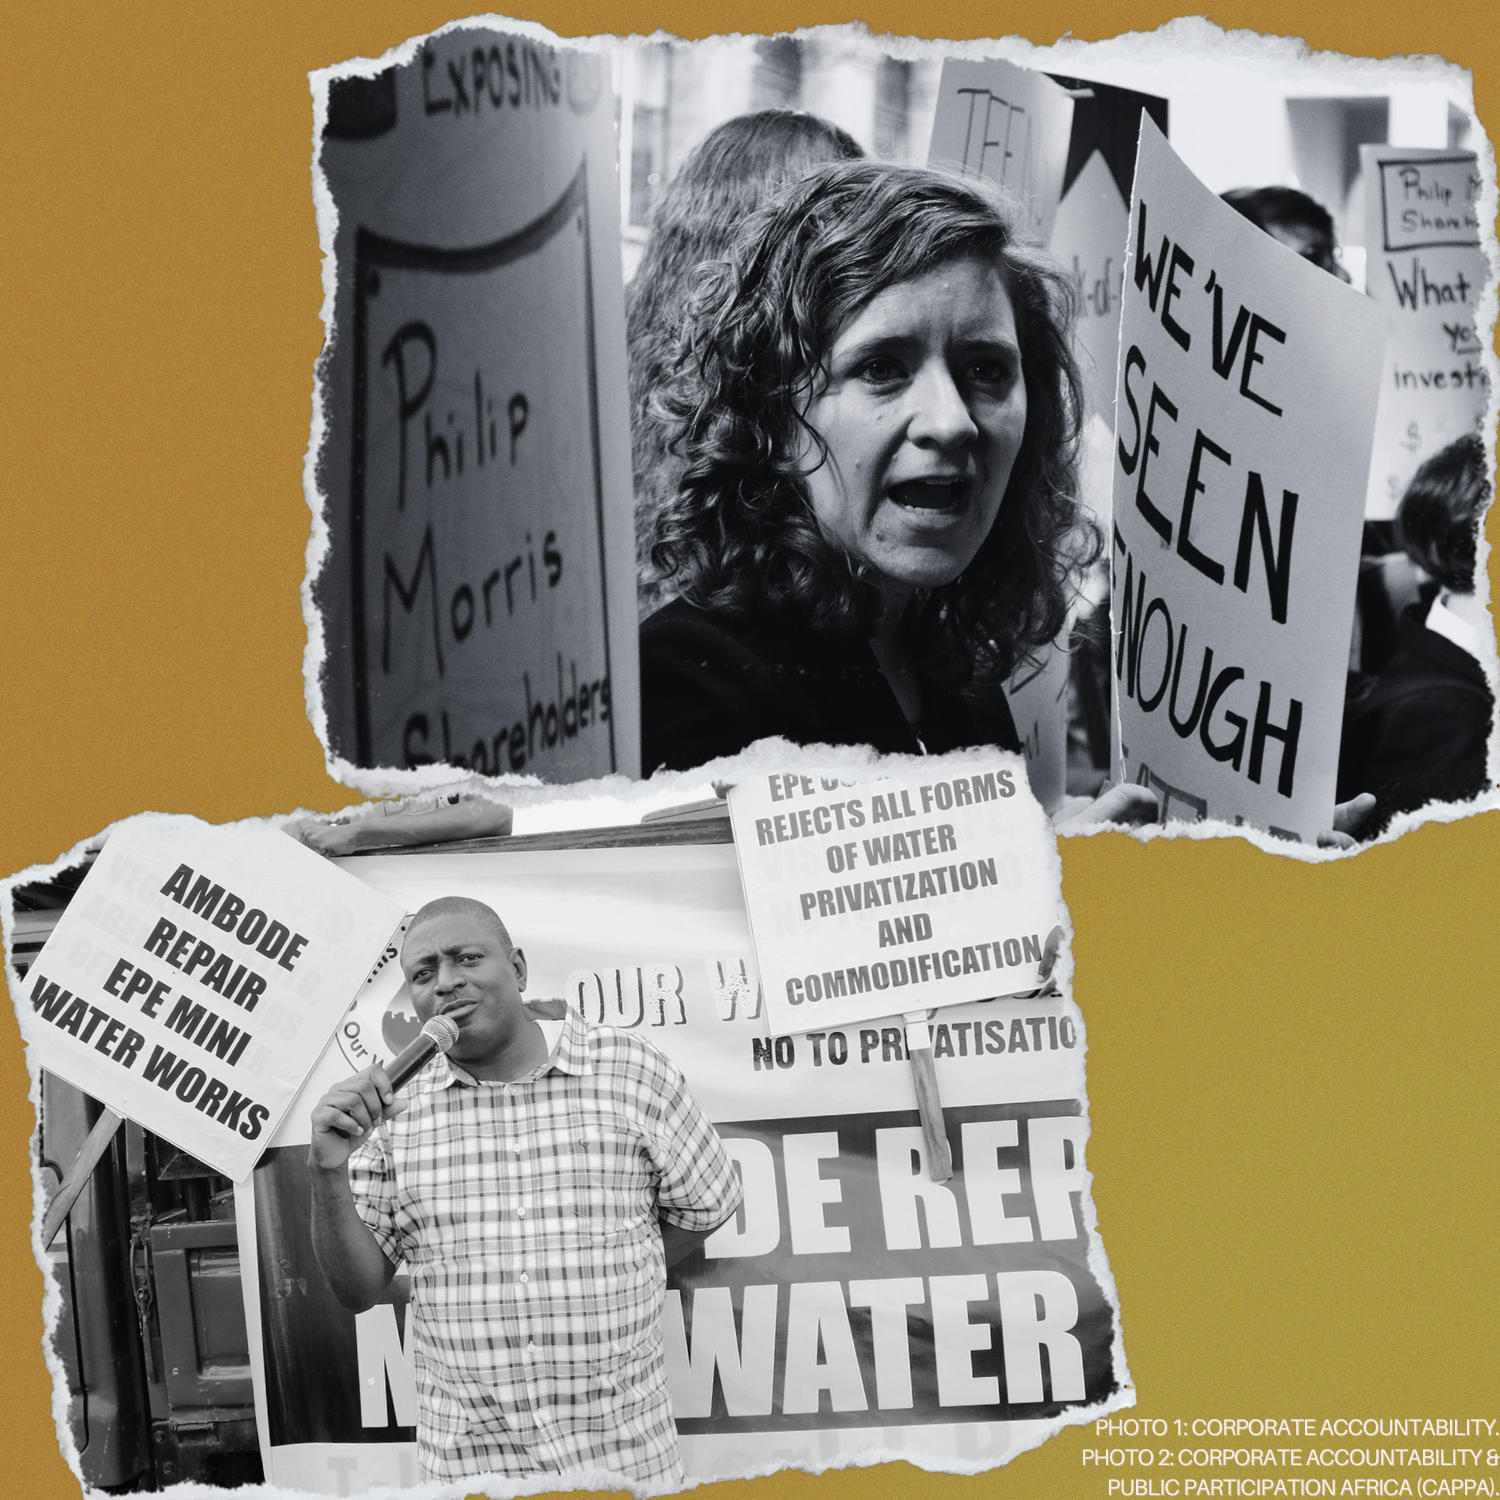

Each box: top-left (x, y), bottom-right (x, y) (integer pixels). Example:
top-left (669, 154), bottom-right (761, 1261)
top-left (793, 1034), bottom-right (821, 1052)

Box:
top-left (1396, 432), bottom-right (1490, 593)
top-left (650, 159), bottom-right (1095, 687)
top-left (626, 111), bottom-right (864, 615)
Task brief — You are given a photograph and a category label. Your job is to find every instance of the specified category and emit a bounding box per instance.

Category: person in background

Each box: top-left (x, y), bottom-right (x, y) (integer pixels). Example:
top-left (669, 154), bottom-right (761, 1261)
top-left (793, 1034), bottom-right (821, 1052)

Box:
top-left (1220, 184), bottom-right (1352, 282)
top-left (627, 109), bottom-right (864, 616)
top-left (1338, 433), bottom-right (1495, 839)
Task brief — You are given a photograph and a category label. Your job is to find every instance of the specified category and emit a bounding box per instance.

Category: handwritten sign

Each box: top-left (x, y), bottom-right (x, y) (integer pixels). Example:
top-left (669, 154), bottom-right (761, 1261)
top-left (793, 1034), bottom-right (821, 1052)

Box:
top-left (1109, 119), bottom-right (1386, 842)
top-left (1361, 147), bottom-right (1489, 519)
top-left (927, 59), bottom-right (1074, 242)
top-left (1005, 647), bottom-right (1070, 817)
top-left (313, 32), bottom-right (639, 779)
top-left (726, 765), bottom-right (1063, 1038)
top-left (19, 821), bottom-right (404, 1179)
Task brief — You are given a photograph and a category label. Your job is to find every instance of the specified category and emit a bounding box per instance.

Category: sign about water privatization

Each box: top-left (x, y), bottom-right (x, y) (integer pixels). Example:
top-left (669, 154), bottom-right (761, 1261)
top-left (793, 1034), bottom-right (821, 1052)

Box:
top-left (313, 30), bottom-right (639, 780)
top-left (18, 821), bottom-right (404, 1180)
top-left (727, 763), bottom-right (1065, 1039)
top-left (928, 58), bottom-right (1075, 243)
top-left (234, 839), bottom-right (1124, 1492)
top-left (1110, 118), bottom-right (1386, 842)
top-left (1361, 146), bottom-right (1489, 519)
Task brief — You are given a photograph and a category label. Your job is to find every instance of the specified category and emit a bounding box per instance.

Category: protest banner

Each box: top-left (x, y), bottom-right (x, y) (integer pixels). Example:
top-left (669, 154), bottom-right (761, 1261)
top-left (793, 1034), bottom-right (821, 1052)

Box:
top-left (1360, 146), bottom-right (1489, 519)
top-left (1109, 118), bottom-right (1387, 842)
top-left (725, 765), bottom-right (1063, 1040)
top-left (19, 820), bottom-right (404, 1181)
top-left (1047, 76), bottom-right (1170, 434)
top-left (927, 59), bottom-right (1074, 242)
top-left (1004, 80), bottom-right (1169, 819)
top-left (313, 28), bottom-right (639, 780)
top-left (233, 835), bottom-right (1125, 1491)
top-left (1004, 649), bottom-right (1071, 817)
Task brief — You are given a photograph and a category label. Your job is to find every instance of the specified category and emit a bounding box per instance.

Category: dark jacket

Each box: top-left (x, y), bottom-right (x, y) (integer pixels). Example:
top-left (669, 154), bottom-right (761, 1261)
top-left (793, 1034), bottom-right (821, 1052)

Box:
top-left (639, 597), bottom-right (1020, 775)
top-left (1338, 605), bottom-right (1494, 839)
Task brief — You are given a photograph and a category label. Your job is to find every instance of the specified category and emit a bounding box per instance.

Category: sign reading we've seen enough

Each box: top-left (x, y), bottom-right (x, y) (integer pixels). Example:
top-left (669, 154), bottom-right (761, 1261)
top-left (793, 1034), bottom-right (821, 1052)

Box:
top-left (1110, 119), bottom-right (1385, 842)
top-left (20, 820), bottom-right (404, 1180)
top-left (316, 31), bottom-right (639, 780)
top-left (728, 763), bottom-right (1064, 1038)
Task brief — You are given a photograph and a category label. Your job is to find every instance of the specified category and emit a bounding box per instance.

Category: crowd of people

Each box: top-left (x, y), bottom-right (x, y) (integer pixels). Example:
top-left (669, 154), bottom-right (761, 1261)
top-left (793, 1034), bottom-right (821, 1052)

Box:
top-left (621, 110), bottom-right (1493, 841)
top-left (297, 105), bottom-right (1494, 1493)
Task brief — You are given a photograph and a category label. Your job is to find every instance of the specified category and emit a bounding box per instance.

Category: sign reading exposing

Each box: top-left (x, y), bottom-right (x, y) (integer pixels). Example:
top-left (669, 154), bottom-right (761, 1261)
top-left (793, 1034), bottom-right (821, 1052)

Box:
top-left (1110, 119), bottom-right (1386, 842)
top-left (19, 821), bottom-right (404, 1180)
top-left (315, 32), bottom-right (639, 779)
top-left (1361, 146), bottom-right (1489, 519)
top-left (927, 58), bottom-right (1075, 242)
top-left (235, 840), bottom-right (1124, 1492)
top-left (726, 764), bottom-right (1063, 1038)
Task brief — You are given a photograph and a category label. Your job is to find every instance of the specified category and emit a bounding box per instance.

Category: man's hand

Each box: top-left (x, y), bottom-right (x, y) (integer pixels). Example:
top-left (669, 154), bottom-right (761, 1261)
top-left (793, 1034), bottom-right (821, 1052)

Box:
top-left (309, 1066), bottom-right (406, 1173)
top-left (308, 1069), bottom-right (403, 1312)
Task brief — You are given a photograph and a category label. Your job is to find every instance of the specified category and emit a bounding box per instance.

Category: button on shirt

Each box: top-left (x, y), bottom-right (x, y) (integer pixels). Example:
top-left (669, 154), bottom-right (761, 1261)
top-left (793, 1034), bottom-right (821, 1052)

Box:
top-left (348, 1004), bottom-right (740, 1485)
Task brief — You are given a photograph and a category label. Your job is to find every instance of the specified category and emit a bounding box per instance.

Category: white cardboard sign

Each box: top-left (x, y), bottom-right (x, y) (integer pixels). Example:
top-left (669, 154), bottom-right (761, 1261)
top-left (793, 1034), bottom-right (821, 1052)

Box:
top-left (726, 763), bottom-right (1064, 1038)
top-left (314, 31), bottom-right (639, 780)
top-left (19, 820), bottom-right (405, 1180)
top-left (1361, 146), bottom-right (1489, 519)
top-left (927, 58), bottom-right (1075, 243)
top-left (1110, 118), bottom-right (1386, 842)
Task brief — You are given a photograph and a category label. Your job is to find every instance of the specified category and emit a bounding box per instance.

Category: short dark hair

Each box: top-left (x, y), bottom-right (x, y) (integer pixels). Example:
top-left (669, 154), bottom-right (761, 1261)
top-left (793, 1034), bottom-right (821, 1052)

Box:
top-left (1221, 186), bottom-right (1340, 275)
top-left (402, 897), bottom-right (514, 959)
top-left (650, 158), bottom-right (1094, 687)
top-left (628, 111), bottom-right (864, 614)
top-left (1396, 432), bottom-right (1490, 592)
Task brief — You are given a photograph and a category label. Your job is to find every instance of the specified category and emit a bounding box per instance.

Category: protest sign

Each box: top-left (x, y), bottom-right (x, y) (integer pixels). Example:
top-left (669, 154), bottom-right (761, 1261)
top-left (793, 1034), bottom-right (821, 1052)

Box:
top-left (1047, 76), bottom-right (1169, 433)
top-left (1109, 118), bottom-right (1386, 842)
top-left (927, 59), bottom-right (1074, 242)
top-left (725, 766), bottom-right (1064, 1040)
top-left (19, 820), bottom-right (404, 1181)
top-left (234, 837), bottom-right (1124, 1491)
top-left (1005, 81), bottom-right (1169, 812)
top-left (313, 29), bottom-right (639, 779)
top-left (1360, 146), bottom-right (1489, 519)
top-left (1005, 649), bottom-right (1071, 817)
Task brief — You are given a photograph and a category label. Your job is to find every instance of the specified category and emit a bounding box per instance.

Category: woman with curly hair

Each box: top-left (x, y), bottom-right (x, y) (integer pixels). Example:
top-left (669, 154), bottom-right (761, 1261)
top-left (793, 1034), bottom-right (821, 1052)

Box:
top-left (627, 110), bottom-right (864, 617)
top-left (639, 159), bottom-right (1109, 785)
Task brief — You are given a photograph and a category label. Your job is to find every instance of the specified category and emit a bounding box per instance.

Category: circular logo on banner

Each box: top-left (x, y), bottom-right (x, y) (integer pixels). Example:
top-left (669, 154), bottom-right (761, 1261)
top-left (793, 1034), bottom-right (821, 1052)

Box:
top-left (336, 917), bottom-right (415, 1072)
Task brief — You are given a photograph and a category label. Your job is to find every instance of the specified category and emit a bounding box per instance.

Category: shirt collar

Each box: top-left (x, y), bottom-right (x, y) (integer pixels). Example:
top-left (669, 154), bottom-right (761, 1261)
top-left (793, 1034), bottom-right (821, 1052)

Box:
top-left (435, 1002), bottom-right (589, 1089)
top-left (1426, 593), bottom-right (1481, 661)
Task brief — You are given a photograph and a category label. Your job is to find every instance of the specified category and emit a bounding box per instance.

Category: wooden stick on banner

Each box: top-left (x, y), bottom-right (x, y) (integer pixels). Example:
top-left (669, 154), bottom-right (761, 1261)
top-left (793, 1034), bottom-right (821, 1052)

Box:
top-left (902, 926), bottom-right (1066, 1187)
top-left (903, 1010), bottom-right (952, 1182)
top-left (41, 1107), bottom-right (124, 1250)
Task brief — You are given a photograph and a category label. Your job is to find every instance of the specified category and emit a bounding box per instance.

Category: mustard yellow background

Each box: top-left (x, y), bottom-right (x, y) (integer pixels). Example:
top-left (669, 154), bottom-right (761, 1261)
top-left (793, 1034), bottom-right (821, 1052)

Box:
top-left (2, 4), bottom-right (1495, 1498)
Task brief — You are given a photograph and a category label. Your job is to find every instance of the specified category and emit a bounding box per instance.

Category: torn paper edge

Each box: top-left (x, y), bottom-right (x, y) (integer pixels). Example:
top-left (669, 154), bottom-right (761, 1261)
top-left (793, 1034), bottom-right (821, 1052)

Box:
top-left (5, 754), bottom-right (1129, 1497)
top-left (298, 15), bottom-right (1497, 860)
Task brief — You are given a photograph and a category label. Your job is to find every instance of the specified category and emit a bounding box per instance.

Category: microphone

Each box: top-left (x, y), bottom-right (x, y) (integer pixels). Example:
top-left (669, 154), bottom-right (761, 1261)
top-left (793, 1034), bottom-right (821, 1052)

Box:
top-left (385, 1014), bottom-right (461, 1092)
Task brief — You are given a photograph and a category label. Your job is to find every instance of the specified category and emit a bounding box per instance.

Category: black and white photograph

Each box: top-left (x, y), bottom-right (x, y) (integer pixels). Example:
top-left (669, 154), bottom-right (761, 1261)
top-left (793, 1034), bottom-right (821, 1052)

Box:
top-left (3, 11), bottom-right (1496, 1500)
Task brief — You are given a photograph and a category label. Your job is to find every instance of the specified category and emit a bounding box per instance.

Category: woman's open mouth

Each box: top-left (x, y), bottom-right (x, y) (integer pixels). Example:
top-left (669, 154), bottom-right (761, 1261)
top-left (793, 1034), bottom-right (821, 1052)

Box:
top-left (888, 477), bottom-right (970, 512)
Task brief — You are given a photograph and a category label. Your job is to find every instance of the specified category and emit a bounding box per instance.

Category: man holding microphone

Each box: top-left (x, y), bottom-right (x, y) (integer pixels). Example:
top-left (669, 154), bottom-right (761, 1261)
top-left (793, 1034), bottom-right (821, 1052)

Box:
top-left (308, 895), bottom-right (741, 1487)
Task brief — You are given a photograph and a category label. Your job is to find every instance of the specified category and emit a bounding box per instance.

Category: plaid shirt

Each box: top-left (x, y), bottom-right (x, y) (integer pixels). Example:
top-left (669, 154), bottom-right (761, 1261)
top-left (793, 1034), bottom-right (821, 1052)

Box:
top-left (348, 1004), bottom-right (739, 1486)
